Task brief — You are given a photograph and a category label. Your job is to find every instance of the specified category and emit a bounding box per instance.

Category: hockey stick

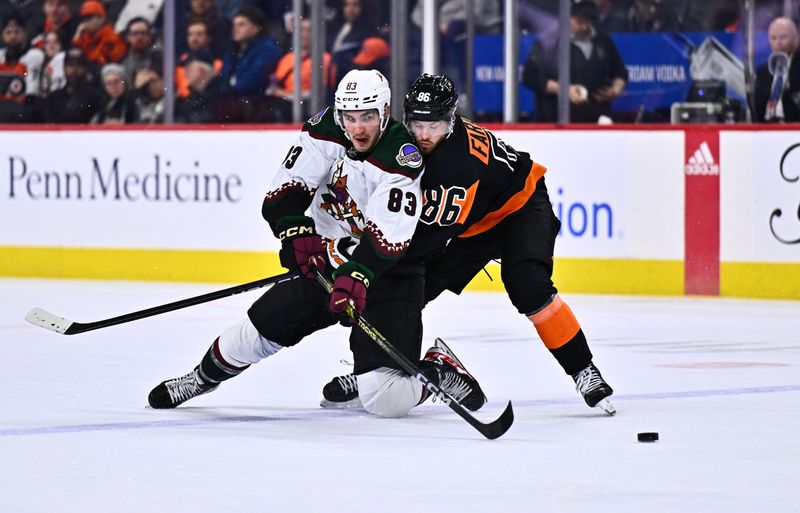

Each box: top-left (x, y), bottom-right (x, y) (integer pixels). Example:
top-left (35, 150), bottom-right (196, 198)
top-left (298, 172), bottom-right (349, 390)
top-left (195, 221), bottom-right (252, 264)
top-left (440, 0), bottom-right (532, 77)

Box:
top-left (316, 270), bottom-right (514, 440)
top-left (25, 271), bottom-right (299, 335)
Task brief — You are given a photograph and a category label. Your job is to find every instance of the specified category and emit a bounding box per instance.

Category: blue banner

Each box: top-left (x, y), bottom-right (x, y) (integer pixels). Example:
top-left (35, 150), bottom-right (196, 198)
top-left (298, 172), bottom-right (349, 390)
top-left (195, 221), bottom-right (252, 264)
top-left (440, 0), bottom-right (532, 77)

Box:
top-left (471, 31), bottom-right (771, 118)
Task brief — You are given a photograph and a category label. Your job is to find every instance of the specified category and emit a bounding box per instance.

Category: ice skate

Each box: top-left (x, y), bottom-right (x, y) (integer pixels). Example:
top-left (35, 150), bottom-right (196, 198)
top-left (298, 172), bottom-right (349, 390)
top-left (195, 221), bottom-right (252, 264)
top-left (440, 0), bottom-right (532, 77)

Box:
top-left (148, 367), bottom-right (219, 409)
top-left (320, 373), bottom-right (362, 409)
top-left (420, 338), bottom-right (487, 412)
top-left (572, 362), bottom-right (616, 415)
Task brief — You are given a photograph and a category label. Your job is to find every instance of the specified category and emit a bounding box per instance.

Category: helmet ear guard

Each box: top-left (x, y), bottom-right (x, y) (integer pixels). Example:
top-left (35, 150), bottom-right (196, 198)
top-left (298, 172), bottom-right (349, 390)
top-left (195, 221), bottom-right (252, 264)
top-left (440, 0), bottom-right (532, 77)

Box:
top-left (334, 69), bottom-right (392, 137)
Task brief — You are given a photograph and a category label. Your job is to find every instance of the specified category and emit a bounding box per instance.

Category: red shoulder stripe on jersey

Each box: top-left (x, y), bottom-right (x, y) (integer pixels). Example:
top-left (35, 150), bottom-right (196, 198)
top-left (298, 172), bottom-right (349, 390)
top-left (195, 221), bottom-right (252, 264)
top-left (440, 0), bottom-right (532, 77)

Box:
top-left (455, 180), bottom-right (479, 225)
top-left (458, 162), bottom-right (547, 238)
top-left (303, 127), bottom-right (348, 147)
top-left (365, 156), bottom-right (420, 180)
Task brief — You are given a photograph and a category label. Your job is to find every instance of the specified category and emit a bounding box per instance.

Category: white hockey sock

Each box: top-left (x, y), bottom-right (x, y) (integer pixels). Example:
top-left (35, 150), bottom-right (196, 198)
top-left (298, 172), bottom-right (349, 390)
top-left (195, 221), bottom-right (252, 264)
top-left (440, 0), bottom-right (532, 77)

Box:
top-left (357, 368), bottom-right (424, 418)
top-left (216, 317), bottom-right (283, 367)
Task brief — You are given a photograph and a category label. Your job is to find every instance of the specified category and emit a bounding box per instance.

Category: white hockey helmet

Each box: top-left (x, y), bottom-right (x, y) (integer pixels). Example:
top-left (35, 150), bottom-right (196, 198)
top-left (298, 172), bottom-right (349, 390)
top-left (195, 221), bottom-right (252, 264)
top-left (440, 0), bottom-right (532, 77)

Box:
top-left (334, 69), bottom-right (392, 134)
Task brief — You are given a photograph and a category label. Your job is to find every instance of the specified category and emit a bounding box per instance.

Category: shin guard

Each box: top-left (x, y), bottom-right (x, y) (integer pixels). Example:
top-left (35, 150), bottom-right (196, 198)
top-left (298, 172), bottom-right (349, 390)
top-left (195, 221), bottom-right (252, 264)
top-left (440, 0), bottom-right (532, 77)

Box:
top-left (528, 295), bottom-right (592, 375)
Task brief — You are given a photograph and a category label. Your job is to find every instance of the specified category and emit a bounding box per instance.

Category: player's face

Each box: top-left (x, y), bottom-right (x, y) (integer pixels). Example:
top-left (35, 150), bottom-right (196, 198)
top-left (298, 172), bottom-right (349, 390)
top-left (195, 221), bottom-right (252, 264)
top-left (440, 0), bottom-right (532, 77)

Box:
top-left (341, 109), bottom-right (382, 152)
top-left (406, 119), bottom-right (449, 155)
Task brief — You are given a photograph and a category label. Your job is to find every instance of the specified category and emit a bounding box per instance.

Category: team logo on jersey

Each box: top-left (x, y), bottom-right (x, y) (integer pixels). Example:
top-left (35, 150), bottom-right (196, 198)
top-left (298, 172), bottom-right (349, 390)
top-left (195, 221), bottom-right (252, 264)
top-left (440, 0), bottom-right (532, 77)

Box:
top-left (395, 143), bottom-right (423, 168)
top-left (7, 77), bottom-right (25, 96)
top-left (320, 161), bottom-right (365, 235)
top-left (308, 107), bottom-right (328, 125)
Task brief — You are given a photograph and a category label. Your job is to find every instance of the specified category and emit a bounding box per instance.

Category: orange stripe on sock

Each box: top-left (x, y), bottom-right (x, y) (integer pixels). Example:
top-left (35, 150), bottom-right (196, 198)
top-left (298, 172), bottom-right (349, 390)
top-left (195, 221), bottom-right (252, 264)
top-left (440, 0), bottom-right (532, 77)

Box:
top-left (528, 296), bottom-right (580, 350)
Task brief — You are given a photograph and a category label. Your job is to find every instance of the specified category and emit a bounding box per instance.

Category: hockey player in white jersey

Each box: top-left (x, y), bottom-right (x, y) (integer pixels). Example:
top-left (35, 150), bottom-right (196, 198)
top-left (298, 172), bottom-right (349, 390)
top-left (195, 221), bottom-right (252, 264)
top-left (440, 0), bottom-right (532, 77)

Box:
top-left (148, 69), bottom-right (487, 418)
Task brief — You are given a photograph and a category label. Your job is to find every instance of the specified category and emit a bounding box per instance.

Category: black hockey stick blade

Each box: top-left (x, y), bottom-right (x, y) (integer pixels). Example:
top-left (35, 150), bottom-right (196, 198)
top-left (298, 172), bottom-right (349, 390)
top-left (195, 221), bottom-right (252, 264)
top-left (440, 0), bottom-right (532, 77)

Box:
top-left (457, 400), bottom-right (514, 440)
top-left (315, 270), bottom-right (514, 439)
top-left (25, 271), bottom-right (299, 335)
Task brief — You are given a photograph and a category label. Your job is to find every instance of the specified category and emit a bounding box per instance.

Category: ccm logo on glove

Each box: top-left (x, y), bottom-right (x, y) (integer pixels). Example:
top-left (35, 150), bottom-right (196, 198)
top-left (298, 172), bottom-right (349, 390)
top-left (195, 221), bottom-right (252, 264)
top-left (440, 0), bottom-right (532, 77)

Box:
top-left (279, 225), bottom-right (315, 240)
top-left (276, 216), bottom-right (326, 279)
top-left (329, 262), bottom-right (373, 325)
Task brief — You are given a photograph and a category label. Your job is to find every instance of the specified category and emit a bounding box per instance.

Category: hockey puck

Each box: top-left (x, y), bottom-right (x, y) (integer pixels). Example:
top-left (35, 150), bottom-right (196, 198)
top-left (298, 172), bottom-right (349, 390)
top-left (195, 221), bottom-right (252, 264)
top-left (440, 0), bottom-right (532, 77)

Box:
top-left (637, 432), bottom-right (659, 442)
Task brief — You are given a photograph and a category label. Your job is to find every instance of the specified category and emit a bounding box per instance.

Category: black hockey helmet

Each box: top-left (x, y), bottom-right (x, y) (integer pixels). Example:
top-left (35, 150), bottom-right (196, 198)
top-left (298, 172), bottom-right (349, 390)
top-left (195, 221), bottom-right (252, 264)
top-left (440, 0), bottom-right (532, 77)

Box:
top-left (404, 73), bottom-right (458, 123)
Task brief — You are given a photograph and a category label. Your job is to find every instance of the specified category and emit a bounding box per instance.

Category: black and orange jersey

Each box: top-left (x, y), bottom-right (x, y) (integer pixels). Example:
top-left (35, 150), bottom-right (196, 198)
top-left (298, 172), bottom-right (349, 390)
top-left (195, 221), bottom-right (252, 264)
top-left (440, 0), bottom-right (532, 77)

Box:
top-left (405, 115), bottom-right (547, 262)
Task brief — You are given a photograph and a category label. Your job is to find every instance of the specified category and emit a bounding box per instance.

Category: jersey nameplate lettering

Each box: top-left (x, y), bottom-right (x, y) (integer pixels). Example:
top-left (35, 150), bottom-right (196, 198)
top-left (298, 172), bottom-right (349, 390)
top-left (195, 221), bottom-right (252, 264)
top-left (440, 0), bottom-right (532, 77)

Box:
top-left (463, 118), bottom-right (490, 165)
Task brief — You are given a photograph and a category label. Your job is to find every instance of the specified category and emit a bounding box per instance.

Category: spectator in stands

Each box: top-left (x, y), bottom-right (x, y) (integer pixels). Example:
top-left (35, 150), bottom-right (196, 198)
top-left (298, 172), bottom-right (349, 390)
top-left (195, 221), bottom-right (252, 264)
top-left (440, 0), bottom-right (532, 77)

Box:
top-left (627, 0), bottom-right (680, 32)
top-left (31, 0), bottom-right (78, 50)
top-left (120, 17), bottom-right (162, 84)
top-left (44, 46), bottom-right (101, 122)
top-left (178, 0), bottom-right (232, 59)
top-left (710, 0), bottom-right (741, 32)
top-left (133, 59), bottom-right (165, 123)
top-left (754, 17), bottom-right (800, 122)
top-left (177, 18), bottom-right (221, 98)
top-left (208, 6), bottom-right (281, 121)
top-left (264, 17), bottom-right (331, 121)
top-left (522, 0), bottom-right (627, 122)
top-left (410, 0), bottom-right (500, 94)
top-left (327, 0), bottom-right (390, 95)
top-left (214, 5), bottom-right (279, 96)
top-left (92, 62), bottom-right (138, 124)
top-left (175, 51), bottom-right (216, 123)
top-left (0, 0), bottom-right (42, 35)
top-left (215, 0), bottom-right (245, 21)
top-left (72, 0), bottom-right (127, 65)
top-left (0, 13), bottom-right (45, 122)
top-left (40, 30), bottom-right (67, 93)
top-left (594, 0), bottom-right (628, 33)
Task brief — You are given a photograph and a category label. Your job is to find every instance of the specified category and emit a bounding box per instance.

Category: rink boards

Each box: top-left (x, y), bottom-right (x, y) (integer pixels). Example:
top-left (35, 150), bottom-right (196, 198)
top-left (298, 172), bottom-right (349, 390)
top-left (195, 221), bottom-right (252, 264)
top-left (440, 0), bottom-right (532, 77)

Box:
top-left (0, 125), bottom-right (797, 299)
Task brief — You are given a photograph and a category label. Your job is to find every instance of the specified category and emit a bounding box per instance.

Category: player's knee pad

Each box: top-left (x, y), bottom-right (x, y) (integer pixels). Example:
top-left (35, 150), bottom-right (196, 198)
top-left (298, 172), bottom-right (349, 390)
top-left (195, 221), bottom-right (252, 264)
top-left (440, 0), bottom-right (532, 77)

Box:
top-left (216, 317), bottom-right (283, 367)
top-left (501, 260), bottom-right (557, 314)
top-left (527, 294), bottom-right (580, 350)
top-left (357, 367), bottom-right (423, 418)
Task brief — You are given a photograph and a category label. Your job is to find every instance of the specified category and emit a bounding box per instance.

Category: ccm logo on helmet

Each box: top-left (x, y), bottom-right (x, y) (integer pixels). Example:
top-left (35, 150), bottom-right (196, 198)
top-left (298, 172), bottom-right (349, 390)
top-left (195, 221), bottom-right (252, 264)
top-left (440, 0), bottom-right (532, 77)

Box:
top-left (280, 226), bottom-right (314, 240)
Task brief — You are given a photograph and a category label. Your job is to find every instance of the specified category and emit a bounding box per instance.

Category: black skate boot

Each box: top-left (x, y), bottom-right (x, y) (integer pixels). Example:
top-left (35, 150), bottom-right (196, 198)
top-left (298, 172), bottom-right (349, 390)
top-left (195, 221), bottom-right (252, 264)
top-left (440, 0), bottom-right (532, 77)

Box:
top-left (572, 362), bottom-right (616, 415)
top-left (320, 373), bottom-right (362, 409)
top-left (420, 338), bottom-right (487, 412)
top-left (148, 366), bottom-right (219, 409)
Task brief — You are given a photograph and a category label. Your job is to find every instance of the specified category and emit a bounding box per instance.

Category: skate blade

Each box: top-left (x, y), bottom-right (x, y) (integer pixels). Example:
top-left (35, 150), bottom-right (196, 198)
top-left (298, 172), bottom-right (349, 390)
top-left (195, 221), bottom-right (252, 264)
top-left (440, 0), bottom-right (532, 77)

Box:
top-left (320, 397), bottom-right (363, 410)
top-left (596, 398), bottom-right (616, 416)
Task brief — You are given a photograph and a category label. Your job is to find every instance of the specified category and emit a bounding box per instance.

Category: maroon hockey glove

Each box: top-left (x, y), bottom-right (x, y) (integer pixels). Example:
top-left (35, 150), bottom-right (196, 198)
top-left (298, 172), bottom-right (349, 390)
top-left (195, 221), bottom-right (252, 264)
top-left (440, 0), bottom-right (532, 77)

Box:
top-left (277, 216), bottom-right (326, 279)
top-left (329, 262), bottom-right (373, 325)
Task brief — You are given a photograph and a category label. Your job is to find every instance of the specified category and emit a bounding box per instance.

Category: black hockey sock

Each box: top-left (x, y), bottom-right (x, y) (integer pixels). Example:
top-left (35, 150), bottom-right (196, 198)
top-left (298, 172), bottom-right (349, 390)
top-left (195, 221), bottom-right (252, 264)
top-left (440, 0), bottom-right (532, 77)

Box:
top-left (198, 338), bottom-right (250, 384)
top-left (550, 329), bottom-right (593, 376)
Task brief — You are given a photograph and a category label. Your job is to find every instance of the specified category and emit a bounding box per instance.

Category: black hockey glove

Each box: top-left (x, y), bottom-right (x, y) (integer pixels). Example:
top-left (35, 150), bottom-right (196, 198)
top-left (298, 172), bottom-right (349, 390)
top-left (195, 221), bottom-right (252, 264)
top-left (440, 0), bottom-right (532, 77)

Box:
top-left (276, 216), bottom-right (326, 279)
top-left (329, 261), bottom-right (373, 326)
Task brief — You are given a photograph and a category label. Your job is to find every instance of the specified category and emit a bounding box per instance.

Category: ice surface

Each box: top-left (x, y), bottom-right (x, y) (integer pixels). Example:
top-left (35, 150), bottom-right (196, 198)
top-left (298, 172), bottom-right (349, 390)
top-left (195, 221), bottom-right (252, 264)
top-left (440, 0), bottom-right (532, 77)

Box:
top-left (1, 278), bottom-right (798, 512)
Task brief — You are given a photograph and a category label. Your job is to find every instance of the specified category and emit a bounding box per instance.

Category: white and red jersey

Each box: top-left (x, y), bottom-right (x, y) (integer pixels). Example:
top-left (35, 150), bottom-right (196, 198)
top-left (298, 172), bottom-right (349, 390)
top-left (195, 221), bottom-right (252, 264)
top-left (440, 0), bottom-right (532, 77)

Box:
top-left (262, 107), bottom-right (425, 277)
top-left (0, 46), bottom-right (45, 99)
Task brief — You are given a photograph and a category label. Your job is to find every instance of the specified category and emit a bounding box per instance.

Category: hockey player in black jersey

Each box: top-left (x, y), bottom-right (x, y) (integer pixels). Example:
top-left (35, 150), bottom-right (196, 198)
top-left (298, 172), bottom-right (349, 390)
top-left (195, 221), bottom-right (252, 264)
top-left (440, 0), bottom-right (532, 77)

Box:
top-left (147, 69), bottom-right (487, 417)
top-left (321, 73), bottom-right (615, 415)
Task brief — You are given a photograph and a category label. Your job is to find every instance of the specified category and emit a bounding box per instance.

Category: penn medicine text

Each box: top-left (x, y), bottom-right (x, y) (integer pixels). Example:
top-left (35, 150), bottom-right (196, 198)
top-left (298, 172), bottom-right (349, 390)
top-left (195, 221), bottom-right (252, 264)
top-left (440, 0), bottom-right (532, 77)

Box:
top-left (7, 155), bottom-right (242, 203)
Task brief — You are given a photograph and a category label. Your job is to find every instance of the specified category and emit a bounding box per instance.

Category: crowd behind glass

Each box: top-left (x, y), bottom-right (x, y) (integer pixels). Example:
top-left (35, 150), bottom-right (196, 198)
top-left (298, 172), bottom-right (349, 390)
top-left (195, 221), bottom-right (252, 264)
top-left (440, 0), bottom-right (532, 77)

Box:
top-left (0, 0), bottom-right (797, 124)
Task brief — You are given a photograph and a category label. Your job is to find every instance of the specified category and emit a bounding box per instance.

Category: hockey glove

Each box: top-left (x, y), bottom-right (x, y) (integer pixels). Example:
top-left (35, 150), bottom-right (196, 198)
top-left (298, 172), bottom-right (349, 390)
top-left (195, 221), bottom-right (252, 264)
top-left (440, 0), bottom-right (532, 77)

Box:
top-left (329, 261), bottom-right (373, 325)
top-left (276, 216), bottom-right (326, 279)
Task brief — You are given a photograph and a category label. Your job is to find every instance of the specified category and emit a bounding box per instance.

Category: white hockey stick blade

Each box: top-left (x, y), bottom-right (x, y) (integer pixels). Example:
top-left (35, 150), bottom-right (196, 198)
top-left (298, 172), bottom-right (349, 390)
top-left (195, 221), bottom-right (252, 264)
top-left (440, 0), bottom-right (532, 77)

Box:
top-left (25, 308), bottom-right (74, 334)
